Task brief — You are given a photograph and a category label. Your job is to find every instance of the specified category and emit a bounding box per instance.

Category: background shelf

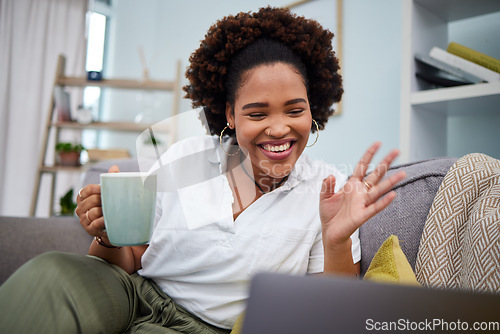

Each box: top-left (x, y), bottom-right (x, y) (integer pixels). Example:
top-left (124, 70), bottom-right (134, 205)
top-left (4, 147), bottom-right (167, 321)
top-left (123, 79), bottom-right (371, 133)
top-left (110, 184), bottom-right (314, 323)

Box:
top-left (57, 77), bottom-right (176, 90)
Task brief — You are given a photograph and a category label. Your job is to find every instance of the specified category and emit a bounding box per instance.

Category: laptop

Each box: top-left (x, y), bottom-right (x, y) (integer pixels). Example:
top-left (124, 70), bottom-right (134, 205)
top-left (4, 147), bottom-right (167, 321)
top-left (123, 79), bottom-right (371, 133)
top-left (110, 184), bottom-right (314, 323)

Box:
top-left (241, 272), bottom-right (500, 334)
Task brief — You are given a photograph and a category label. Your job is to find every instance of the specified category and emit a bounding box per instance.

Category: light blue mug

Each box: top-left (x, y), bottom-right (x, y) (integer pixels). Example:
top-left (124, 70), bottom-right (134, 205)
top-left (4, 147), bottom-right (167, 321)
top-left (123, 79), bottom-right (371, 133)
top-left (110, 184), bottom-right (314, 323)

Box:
top-left (100, 172), bottom-right (157, 246)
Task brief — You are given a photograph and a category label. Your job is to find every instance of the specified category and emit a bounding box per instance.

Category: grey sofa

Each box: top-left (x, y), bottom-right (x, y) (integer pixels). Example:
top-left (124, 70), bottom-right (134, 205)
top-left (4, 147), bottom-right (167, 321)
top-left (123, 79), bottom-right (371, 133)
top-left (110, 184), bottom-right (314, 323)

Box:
top-left (0, 157), bottom-right (457, 285)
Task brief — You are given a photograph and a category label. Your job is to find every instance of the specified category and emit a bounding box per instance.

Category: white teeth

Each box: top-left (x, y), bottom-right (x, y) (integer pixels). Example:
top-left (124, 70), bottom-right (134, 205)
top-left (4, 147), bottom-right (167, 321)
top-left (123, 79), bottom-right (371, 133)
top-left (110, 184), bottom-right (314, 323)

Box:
top-left (263, 142), bottom-right (291, 152)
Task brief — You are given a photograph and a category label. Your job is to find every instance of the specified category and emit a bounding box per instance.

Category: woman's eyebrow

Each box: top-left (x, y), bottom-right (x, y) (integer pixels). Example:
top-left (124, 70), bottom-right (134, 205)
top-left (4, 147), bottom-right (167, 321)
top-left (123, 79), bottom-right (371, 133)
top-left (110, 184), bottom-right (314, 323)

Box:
top-left (242, 102), bottom-right (268, 110)
top-left (284, 98), bottom-right (307, 106)
top-left (242, 98), bottom-right (307, 110)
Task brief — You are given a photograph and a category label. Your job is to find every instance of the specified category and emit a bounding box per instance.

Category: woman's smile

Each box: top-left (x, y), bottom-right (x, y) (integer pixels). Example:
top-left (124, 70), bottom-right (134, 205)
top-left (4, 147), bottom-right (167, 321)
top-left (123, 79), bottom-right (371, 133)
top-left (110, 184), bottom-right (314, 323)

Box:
top-left (258, 139), bottom-right (295, 160)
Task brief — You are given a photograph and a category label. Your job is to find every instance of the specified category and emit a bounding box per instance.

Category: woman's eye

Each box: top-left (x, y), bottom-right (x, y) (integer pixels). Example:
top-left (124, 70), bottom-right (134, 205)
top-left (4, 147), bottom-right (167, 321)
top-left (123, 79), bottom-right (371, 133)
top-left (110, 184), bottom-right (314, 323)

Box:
top-left (248, 113), bottom-right (265, 119)
top-left (289, 109), bottom-right (304, 116)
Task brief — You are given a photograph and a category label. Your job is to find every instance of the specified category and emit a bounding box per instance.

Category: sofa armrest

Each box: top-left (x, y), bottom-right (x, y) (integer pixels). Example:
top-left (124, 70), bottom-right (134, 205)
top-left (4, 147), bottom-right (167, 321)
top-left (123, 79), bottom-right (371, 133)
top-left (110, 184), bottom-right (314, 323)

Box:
top-left (0, 216), bottom-right (93, 284)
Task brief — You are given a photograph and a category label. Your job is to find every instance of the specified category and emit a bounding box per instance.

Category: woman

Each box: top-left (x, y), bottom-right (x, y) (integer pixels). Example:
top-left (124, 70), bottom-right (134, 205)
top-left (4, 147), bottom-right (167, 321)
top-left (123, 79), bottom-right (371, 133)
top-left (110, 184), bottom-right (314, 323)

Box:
top-left (0, 7), bottom-right (405, 333)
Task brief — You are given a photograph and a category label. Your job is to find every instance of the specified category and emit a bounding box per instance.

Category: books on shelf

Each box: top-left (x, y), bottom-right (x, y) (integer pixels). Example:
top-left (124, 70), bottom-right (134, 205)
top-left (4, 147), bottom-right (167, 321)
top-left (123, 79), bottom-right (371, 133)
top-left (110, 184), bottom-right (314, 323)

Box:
top-left (447, 42), bottom-right (500, 74)
top-left (415, 71), bottom-right (471, 88)
top-left (414, 53), bottom-right (483, 87)
top-left (429, 47), bottom-right (500, 83)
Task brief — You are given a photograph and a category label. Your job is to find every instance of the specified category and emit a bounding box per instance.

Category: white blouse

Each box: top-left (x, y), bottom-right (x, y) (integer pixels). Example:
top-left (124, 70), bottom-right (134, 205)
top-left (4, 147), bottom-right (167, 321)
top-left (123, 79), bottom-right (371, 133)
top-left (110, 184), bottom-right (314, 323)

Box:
top-left (139, 135), bottom-right (361, 329)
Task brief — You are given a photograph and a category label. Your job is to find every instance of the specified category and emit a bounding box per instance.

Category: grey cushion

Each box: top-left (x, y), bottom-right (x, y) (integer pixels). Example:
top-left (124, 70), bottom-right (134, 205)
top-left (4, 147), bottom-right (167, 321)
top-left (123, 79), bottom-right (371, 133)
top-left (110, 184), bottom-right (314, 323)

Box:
top-left (0, 216), bottom-right (93, 284)
top-left (359, 157), bottom-right (457, 276)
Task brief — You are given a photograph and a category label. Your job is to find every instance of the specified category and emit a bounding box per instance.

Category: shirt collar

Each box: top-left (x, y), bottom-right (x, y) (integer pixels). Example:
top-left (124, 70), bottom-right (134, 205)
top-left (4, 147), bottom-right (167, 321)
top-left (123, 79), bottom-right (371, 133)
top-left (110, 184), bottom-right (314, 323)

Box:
top-left (278, 154), bottom-right (311, 192)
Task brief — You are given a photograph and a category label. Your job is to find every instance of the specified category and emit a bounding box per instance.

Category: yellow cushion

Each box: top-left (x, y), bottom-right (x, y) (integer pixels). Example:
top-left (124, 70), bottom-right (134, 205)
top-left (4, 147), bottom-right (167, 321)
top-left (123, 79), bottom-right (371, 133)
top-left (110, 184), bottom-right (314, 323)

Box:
top-left (230, 312), bottom-right (245, 334)
top-left (363, 235), bottom-right (420, 286)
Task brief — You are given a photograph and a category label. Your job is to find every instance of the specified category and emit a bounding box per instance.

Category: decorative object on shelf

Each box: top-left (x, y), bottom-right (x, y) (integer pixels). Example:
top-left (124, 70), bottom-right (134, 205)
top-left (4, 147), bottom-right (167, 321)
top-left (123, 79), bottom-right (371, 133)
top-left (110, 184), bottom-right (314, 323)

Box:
top-left (87, 71), bottom-right (102, 81)
top-left (55, 142), bottom-right (85, 166)
top-left (54, 86), bottom-right (71, 122)
top-left (58, 188), bottom-right (77, 216)
top-left (447, 42), bottom-right (500, 73)
top-left (429, 46), bottom-right (500, 83)
top-left (75, 104), bottom-right (93, 124)
top-left (414, 52), bottom-right (483, 88)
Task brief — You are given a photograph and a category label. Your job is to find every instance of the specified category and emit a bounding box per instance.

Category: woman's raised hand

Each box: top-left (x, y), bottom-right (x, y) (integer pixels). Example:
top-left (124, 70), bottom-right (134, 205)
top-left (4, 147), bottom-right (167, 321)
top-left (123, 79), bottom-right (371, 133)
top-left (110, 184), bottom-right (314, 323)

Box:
top-left (75, 165), bottom-right (120, 237)
top-left (319, 142), bottom-right (406, 248)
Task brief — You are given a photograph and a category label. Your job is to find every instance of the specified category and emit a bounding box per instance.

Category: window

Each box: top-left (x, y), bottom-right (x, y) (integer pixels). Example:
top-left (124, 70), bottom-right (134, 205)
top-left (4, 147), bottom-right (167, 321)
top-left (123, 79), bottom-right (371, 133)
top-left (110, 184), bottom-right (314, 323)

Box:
top-left (83, 1), bottom-right (111, 150)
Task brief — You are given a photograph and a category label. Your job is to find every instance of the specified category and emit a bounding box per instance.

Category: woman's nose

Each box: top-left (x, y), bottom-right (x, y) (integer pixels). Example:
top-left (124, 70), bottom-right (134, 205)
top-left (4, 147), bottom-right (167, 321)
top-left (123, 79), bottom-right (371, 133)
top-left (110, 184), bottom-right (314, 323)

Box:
top-left (266, 120), bottom-right (290, 138)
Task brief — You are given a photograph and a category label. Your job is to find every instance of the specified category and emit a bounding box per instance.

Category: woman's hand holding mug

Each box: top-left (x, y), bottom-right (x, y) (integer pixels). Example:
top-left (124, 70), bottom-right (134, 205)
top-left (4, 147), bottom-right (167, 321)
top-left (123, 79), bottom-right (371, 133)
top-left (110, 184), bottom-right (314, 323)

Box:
top-left (76, 165), bottom-right (120, 239)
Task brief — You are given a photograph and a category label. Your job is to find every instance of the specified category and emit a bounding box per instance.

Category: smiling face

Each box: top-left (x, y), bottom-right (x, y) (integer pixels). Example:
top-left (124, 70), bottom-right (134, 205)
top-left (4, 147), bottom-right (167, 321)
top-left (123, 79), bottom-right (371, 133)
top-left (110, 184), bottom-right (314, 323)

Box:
top-left (226, 62), bottom-right (312, 183)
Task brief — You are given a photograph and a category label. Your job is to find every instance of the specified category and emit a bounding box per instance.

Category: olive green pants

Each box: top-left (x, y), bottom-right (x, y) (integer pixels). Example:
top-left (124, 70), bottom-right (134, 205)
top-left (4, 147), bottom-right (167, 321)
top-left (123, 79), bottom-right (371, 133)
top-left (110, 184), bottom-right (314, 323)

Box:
top-left (0, 252), bottom-right (231, 334)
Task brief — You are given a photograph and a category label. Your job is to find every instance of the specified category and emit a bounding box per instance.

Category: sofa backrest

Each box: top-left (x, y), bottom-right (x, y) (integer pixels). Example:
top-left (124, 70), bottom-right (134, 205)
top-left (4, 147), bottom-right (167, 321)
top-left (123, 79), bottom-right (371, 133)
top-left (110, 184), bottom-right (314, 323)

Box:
top-left (359, 157), bottom-right (457, 276)
top-left (83, 158), bottom-right (140, 186)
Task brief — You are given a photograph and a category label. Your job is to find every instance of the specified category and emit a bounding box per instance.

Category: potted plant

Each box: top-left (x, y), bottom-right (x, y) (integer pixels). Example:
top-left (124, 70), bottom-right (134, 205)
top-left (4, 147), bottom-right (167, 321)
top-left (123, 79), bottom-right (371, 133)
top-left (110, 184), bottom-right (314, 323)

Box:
top-left (59, 188), bottom-right (77, 216)
top-left (138, 132), bottom-right (167, 159)
top-left (55, 142), bottom-right (85, 166)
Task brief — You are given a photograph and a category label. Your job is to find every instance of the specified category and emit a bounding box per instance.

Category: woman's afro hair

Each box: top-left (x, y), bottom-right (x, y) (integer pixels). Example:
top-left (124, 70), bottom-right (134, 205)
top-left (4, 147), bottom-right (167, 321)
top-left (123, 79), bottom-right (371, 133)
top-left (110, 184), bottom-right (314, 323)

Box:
top-left (183, 6), bottom-right (343, 136)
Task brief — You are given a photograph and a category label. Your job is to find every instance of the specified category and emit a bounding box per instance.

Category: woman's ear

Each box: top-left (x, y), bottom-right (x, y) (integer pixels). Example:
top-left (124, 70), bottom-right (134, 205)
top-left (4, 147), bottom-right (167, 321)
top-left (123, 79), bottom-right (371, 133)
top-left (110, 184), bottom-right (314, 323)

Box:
top-left (225, 102), bottom-right (235, 129)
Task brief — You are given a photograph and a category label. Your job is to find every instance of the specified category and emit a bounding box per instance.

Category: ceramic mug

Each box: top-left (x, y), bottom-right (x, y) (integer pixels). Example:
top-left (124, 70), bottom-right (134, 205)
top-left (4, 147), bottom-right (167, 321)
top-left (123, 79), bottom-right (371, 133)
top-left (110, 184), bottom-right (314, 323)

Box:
top-left (100, 172), bottom-right (156, 246)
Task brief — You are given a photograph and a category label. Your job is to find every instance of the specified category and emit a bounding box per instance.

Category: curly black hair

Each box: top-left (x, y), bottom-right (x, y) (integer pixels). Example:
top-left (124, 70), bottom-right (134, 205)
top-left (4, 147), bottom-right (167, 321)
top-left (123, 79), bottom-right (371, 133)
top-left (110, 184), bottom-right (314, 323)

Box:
top-left (183, 6), bottom-right (343, 136)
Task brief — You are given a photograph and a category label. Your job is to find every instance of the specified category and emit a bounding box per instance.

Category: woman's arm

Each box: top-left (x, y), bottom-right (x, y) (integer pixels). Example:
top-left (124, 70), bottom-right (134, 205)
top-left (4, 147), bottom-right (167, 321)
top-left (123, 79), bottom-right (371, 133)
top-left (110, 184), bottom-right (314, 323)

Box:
top-left (322, 238), bottom-right (360, 276)
top-left (319, 142), bottom-right (406, 276)
top-left (88, 239), bottom-right (147, 274)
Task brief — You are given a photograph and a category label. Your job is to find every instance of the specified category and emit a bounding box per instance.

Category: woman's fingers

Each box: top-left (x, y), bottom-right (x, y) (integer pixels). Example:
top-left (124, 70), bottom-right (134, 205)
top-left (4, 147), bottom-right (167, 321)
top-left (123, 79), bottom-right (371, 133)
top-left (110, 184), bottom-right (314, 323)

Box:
top-left (75, 166), bottom-right (118, 237)
top-left (78, 199), bottom-right (105, 236)
top-left (75, 164), bottom-right (118, 237)
top-left (76, 184), bottom-right (100, 204)
top-left (85, 206), bottom-right (103, 222)
top-left (365, 149), bottom-right (400, 186)
top-left (75, 192), bottom-right (101, 217)
top-left (108, 164), bottom-right (120, 173)
top-left (320, 175), bottom-right (336, 200)
top-left (87, 216), bottom-right (106, 237)
top-left (352, 142), bottom-right (381, 180)
top-left (75, 183), bottom-right (104, 235)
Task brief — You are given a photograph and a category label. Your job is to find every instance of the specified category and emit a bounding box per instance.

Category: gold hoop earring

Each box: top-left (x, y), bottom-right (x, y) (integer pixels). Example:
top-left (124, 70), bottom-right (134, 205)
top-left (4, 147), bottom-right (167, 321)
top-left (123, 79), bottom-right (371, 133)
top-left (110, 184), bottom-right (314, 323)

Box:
top-left (219, 124), bottom-right (241, 156)
top-left (306, 119), bottom-right (319, 148)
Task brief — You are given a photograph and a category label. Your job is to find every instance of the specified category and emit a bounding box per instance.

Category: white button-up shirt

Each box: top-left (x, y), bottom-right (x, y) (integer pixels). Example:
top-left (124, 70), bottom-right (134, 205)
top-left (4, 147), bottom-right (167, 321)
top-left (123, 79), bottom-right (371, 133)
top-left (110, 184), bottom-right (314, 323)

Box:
top-left (139, 135), bottom-right (360, 329)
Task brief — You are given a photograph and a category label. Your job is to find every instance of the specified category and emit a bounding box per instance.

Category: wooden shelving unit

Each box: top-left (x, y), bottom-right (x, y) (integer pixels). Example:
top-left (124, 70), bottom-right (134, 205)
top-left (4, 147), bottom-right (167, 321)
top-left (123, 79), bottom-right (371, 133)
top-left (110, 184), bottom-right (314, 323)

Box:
top-left (52, 121), bottom-right (172, 132)
top-left (57, 76), bottom-right (177, 91)
top-left (30, 54), bottom-right (181, 216)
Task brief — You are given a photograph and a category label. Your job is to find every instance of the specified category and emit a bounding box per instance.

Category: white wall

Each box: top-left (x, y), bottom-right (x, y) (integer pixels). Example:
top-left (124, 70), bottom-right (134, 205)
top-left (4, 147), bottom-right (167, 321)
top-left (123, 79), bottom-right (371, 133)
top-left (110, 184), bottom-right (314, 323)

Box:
top-left (306, 0), bottom-right (402, 172)
top-left (101, 0), bottom-right (403, 172)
